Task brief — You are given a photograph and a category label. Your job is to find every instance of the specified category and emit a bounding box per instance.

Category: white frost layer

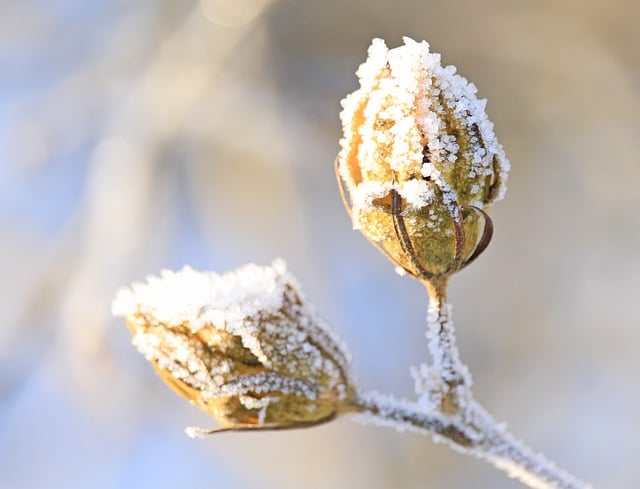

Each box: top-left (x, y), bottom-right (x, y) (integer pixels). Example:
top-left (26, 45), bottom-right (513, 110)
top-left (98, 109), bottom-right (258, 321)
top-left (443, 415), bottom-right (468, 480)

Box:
top-left (112, 259), bottom-right (293, 333)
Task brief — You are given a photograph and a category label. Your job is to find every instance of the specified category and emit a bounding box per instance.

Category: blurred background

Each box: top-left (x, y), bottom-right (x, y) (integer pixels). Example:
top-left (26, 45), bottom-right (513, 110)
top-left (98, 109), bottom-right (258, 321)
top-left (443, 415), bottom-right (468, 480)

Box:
top-left (1, 0), bottom-right (639, 487)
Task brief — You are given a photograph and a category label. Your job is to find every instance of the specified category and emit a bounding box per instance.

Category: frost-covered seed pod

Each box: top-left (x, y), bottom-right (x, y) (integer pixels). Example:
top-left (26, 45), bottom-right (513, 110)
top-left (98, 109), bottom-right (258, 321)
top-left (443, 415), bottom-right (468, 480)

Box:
top-left (112, 260), bottom-right (356, 433)
top-left (337, 37), bottom-right (510, 279)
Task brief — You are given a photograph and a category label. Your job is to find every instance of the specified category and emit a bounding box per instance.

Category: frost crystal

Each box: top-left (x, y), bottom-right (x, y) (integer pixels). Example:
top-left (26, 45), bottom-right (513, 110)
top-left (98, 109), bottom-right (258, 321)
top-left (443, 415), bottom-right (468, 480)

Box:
top-left (113, 260), bottom-right (356, 431)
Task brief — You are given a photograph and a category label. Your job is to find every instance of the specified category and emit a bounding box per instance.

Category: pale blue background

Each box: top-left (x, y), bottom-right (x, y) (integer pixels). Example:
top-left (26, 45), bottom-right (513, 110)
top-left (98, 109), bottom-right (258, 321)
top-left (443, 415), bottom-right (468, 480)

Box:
top-left (1, 1), bottom-right (639, 488)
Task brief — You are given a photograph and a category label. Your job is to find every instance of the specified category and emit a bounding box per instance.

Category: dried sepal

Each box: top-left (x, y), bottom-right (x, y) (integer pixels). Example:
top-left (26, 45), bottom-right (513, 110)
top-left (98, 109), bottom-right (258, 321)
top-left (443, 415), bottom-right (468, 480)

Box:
top-left (112, 260), bottom-right (357, 433)
top-left (337, 37), bottom-right (509, 282)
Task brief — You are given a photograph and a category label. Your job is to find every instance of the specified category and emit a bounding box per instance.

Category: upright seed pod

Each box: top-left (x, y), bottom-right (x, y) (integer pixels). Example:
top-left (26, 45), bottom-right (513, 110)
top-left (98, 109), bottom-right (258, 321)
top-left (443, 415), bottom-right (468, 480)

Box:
top-left (337, 37), bottom-right (510, 282)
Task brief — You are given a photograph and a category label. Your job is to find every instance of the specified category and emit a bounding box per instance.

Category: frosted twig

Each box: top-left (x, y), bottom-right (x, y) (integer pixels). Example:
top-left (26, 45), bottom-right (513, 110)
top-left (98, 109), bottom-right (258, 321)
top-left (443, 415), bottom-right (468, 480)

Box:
top-left (469, 399), bottom-right (590, 489)
top-left (351, 286), bottom-right (591, 489)
top-left (423, 280), bottom-right (472, 398)
top-left (353, 392), bottom-right (590, 489)
top-left (352, 392), bottom-right (475, 449)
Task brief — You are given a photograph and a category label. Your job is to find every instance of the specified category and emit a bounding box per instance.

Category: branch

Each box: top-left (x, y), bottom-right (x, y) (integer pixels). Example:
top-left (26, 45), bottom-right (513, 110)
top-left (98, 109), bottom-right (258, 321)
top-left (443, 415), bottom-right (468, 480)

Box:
top-left (349, 283), bottom-right (591, 489)
top-left (351, 392), bottom-right (590, 489)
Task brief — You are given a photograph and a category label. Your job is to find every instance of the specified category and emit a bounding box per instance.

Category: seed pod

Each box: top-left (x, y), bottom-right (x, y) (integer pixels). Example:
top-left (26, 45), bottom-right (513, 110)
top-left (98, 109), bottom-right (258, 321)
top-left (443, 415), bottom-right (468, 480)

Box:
top-left (337, 37), bottom-right (510, 281)
top-left (112, 260), bottom-right (356, 435)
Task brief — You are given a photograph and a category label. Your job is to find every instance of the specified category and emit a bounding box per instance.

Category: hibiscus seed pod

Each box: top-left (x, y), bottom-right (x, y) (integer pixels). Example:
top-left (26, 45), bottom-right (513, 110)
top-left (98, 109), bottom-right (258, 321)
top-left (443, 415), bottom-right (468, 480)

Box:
top-left (112, 259), bottom-right (357, 435)
top-left (337, 37), bottom-right (510, 282)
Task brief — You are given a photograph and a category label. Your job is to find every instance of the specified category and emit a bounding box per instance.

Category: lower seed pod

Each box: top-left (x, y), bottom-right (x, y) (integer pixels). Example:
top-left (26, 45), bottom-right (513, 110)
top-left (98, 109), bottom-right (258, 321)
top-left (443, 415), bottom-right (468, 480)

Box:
top-left (112, 260), bottom-right (357, 435)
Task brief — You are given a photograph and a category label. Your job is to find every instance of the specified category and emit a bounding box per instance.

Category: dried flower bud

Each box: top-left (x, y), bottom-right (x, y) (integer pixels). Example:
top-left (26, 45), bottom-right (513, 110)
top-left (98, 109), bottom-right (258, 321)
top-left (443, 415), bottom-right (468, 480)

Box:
top-left (337, 37), bottom-right (510, 280)
top-left (112, 259), bottom-right (356, 435)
